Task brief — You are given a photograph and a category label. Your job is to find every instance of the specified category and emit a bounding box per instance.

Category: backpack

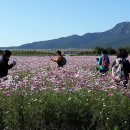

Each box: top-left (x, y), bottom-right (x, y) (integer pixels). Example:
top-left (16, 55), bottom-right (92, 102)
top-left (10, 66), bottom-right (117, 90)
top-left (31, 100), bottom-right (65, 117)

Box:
top-left (112, 58), bottom-right (126, 81)
top-left (101, 55), bottom-right (109, 68)
top-left (61, 57), bottom-right (67, 66)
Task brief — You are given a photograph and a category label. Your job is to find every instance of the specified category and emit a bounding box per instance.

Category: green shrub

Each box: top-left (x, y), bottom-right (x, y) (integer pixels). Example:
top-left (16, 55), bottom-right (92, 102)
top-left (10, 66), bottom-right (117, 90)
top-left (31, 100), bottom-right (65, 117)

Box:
top-left (0, 89), bottom-right (130, 130)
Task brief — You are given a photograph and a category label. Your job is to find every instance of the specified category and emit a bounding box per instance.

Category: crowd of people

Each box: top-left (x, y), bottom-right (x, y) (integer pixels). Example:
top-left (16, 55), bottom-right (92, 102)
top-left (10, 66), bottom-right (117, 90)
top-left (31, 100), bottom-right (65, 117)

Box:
top-left (97, 48), bottom-right (130, 88)
top-left (0, 49), bottom-right (130, 88)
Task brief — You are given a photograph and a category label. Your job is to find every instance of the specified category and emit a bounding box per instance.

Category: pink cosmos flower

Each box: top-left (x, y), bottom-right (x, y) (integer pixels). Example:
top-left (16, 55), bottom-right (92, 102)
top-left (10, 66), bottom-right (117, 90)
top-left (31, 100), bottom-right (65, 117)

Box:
top-left (4, 92), bottom-right (12, 97)
top-left (108, 93), bottom-right (113, 96)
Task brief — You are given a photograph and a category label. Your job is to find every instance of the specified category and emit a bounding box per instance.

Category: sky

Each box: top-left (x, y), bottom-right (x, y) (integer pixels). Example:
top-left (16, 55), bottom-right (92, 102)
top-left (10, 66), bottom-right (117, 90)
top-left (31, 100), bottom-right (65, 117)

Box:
top-left (0, 0), bottom-right (130, 47)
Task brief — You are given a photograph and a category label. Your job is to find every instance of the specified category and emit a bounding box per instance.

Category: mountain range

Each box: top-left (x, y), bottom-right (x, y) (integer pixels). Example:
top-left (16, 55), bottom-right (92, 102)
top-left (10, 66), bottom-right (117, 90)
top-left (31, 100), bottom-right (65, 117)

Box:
top-left (2, 22), bottom-right (130, 49)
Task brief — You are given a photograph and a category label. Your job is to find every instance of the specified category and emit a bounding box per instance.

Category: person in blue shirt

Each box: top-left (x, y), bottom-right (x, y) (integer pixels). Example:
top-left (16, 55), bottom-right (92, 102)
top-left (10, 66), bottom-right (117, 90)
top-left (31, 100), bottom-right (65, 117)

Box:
top-left (97, 49), bottom-right (110, 73)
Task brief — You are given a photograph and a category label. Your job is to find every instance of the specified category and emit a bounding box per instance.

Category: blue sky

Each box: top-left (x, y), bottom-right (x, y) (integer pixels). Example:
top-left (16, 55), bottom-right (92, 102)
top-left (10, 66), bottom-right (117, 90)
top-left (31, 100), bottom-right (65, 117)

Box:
top-left (0, 0), bottom-right (130, 47)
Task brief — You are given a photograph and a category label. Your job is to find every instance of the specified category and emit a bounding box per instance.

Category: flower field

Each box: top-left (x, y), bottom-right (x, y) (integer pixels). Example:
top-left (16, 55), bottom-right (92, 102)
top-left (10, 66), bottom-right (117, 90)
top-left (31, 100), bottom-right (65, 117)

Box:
top-left (1, 56), bottom-right (127, 94)
top-left (0, 56), bottom-right (130, 130)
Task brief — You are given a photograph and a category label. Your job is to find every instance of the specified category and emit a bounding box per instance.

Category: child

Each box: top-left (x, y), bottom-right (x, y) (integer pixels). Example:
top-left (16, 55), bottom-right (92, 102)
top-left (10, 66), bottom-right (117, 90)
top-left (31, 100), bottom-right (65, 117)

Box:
top-left (112, 49), bottom-right (130, 88)
top-left (50, 50), bottom-right (66, 67)
top-left (97, 49), bottom-right (110, 73)
top-left (0, 50), bottom-right (16, 78)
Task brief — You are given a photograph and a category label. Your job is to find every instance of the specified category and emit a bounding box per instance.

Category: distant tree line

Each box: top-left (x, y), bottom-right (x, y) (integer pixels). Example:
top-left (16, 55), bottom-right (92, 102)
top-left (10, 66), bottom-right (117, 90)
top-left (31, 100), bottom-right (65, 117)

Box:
top-left (1, 46), bottom-right (130, 56)
top-left (77, 46), bottom-right (130, 55)
top-left (11, 50), bottom-right (55, 56)
top-left (0, 50), bottom-right (55, 56)
top-left (93, 47), bottom-right (116, 55)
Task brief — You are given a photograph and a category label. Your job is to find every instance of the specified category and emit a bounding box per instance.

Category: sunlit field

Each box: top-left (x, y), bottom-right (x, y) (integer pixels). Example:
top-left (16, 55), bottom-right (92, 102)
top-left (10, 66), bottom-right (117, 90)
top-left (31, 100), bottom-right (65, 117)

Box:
top-left (0, 56), bottom-right (129, 94)
top-left (0, 56), bottom-right (130, 130)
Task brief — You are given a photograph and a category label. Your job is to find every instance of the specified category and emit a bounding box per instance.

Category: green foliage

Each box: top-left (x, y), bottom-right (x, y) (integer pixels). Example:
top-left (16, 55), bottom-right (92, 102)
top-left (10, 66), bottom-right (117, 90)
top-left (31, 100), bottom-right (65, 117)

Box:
top-left (93, 47), bottom-right (116, 55)
top-left (9, 47), bottom-right (116, 56)
top-left (124, 46), bottom-right (130, 54)
top-left (94, 47), bottom-right (104, 55)
top-left (106, 47), bottom-right (116, 55)
top-left (0, 89), bottom-right (130, 130)
top-left (2, 46), bottom-right (130, 56)
top-left (11, 50), bottom-right (56, 56)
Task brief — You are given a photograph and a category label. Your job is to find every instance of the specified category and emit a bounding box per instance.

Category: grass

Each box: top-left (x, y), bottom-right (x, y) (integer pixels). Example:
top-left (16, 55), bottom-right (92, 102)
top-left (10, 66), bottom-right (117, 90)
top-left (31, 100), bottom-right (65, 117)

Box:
top-left (0, 89), bottom-right (130, 130)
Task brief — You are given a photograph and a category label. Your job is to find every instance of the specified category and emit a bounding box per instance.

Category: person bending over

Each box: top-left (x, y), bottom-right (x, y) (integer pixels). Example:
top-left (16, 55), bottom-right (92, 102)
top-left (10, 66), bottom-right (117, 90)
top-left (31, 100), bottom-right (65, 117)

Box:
top-left (50, 51), bottom-right (65, 67)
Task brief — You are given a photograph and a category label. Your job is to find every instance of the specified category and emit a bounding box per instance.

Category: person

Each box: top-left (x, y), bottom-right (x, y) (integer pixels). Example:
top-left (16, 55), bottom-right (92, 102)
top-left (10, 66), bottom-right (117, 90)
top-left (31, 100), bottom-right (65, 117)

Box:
top-left (112, 49), bottom-right (130, 88)
top-left (50, 50), bottom-right (66, 67)
top-left (0, 50), bottom-right (16, 78)
top-left (97, 49), bottom-right (110, 73)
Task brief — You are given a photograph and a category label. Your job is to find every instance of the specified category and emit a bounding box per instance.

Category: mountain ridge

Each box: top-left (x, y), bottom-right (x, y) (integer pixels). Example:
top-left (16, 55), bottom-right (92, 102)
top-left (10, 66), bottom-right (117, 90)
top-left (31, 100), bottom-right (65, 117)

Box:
top-left (1, 22), bottom-right (130, 49)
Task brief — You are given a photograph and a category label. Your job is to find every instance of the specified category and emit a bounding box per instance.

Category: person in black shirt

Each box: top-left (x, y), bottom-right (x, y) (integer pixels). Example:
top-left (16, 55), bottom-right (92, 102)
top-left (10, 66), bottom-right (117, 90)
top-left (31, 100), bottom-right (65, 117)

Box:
top-left (0, 50), bottom-right (16, 78)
